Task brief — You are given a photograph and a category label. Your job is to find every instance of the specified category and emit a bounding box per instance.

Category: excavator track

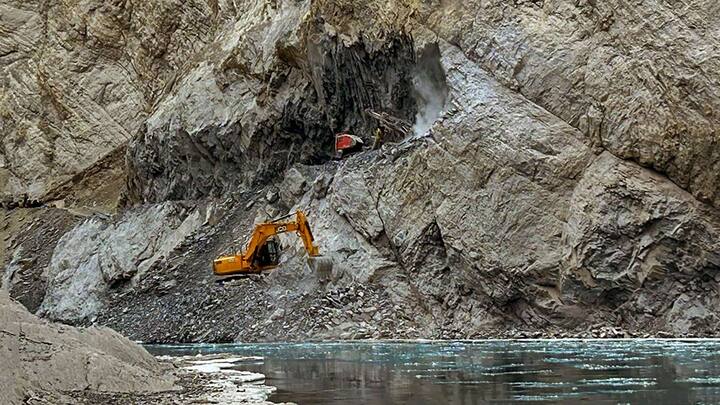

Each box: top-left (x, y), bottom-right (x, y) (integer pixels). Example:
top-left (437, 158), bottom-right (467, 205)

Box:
top-left (214, 272), bottom-right (265, 284)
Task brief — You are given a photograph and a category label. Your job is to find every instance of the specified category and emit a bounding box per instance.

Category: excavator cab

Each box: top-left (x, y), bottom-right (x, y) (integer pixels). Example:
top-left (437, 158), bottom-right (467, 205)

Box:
top-left (253, 238), bottom-right (281, 269)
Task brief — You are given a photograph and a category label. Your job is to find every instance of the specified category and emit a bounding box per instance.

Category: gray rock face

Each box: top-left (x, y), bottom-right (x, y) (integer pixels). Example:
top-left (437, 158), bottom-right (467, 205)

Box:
top-left (0, 0), bottom-right (220, 203)
top-left (3, 0), bottom-right (720, 340)
top-left (38, 203), bottom-right (203, 322)
top-left (1, 207), bottom-right (80, 312)
top-left (124, 1), bottom-right (417, 203)
top-left (321, 41), bottom-right (597, 332)
top-left (563, 152), bottom-right (720, 296)
top-left (411, 0), bottom-right (720, 207)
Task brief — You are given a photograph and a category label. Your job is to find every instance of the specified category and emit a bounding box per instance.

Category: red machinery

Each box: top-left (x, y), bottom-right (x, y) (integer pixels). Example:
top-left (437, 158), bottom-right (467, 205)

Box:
top-left (334, 133), bottom-right (364, 158)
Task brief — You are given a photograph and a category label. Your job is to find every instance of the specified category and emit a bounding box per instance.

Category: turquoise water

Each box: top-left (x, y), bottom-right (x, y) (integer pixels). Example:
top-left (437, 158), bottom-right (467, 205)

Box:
top-left (146, 340), bottom-right (720, 404)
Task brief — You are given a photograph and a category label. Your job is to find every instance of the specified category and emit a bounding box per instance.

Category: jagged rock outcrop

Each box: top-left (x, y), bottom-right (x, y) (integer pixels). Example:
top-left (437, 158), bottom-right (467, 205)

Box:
top-left (406, 0), bottom-right (720, 207)
top-left (1, 207), bottom-right (80, 312)
top-left (561, 152), bottom-right (720, 333)
top-left (0, 0), bottom-right (221, 204)
top-left (6, 1), bottom-right (719, 203)
top-left (39, 202), bottom-right (205, 322)
top-left (124, 1), bottom-right (417, 203)
top-left (0, 290), bottom-right (175, 404)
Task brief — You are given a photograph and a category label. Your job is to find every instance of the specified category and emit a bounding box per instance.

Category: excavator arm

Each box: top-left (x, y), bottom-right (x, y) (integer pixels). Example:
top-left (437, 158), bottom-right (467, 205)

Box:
top-left (213, 211), bottom-right (331, 276)
top-left (295, 210), bottom-right (320, 257)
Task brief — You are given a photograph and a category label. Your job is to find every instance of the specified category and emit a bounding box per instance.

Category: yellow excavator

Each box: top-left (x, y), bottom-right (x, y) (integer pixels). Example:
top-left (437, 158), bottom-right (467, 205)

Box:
top-left (213, 210), bottom-right (333, 276)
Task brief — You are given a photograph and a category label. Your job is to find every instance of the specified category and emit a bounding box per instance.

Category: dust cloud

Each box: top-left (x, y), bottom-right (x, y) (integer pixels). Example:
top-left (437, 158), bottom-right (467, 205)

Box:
top-left (412, 44), bottom-right (449, 137)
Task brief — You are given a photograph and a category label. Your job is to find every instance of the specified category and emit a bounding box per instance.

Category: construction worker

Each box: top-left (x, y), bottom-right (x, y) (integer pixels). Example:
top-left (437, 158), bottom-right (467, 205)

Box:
top-left (372, 127), bottom-right (383, 150)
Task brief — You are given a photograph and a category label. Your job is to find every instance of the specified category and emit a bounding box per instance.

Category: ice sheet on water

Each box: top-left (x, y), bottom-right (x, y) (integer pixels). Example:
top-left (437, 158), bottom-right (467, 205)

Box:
top-left (481, 369), bottom-right (553, 376)
top-left (433, 380), bottom-right (494, 385)
top-left (186, 356), bottom-right (262, 365)
top-left (679, 377), bottom-right (720, 385)
top-left (573, 363), bottom-right (659, 371)
top-left (147, 339), bottom-right (720, 404)
top-left (579, 377), bottom-right (656, 387)
top-left (509, 381), bottom-right (573, 388)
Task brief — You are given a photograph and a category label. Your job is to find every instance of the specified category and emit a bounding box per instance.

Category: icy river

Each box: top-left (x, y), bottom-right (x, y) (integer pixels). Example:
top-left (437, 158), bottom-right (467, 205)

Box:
top-left (146, 340), bottom-right (720, 404)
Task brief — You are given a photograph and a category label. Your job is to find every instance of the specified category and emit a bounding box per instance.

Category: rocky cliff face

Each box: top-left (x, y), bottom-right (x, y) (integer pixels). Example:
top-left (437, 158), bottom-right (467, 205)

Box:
top-left (124, 1), bottom-right (417, 203)
top-left (1, 0), bottom-right (222, 205)
top-left (3, 0), bottom-right (720, 341)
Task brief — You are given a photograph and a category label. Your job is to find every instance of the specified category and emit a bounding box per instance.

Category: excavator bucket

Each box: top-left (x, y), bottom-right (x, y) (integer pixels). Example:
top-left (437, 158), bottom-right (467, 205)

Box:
top-left (308, 256), bottom-right (333, 278)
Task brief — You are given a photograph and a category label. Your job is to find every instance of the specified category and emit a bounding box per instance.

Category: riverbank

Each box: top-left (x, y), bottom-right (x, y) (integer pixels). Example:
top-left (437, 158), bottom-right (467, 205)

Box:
top-left (70, 355), bottom-right (290, 405)
top-left (1, 291), bottom-right (286, 405)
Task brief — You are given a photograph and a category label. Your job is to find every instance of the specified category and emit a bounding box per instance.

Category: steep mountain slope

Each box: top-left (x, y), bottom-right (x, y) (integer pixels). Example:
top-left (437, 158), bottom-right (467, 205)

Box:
top-left (2, 0), bottom-right (720, 341)
top-left (1, 0), bottom-right (222, 205)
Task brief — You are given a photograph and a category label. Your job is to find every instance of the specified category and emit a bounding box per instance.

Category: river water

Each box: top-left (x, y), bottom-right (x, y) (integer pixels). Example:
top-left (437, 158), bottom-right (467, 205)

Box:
top-left (146, 340), bottom-right (720, 404)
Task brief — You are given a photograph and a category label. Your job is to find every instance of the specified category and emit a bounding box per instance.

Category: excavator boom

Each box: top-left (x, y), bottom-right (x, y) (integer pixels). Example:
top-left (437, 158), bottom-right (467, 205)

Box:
top-left (213, 211), bottom-right (332, 276)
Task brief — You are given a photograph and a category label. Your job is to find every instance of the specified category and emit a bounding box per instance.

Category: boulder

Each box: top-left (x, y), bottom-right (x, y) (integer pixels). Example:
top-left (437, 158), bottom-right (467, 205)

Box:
top-left (0, 290), bottom-right (175, 404)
